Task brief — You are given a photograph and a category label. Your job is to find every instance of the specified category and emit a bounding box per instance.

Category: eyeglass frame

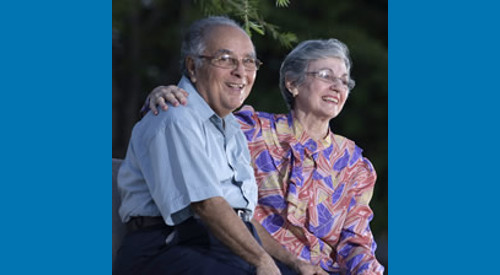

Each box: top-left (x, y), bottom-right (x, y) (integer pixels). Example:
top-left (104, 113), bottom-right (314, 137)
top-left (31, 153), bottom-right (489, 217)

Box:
top-left (197, 52), bottom-right (263, 71)
top-left (304, 69), bottom-right (355, 90)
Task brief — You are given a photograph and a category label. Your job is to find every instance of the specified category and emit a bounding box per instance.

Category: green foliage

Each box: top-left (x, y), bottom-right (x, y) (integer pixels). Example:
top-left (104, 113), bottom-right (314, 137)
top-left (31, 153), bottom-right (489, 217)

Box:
top-left (275, 0), bottom-right (290, 7)
top-left (195, 0), bottom-right (297, 48)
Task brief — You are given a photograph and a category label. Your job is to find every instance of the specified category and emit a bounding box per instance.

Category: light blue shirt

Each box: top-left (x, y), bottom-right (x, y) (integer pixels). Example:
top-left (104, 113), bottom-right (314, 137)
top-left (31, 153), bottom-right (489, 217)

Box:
top-left (118, 76), bottom-right (257, 225)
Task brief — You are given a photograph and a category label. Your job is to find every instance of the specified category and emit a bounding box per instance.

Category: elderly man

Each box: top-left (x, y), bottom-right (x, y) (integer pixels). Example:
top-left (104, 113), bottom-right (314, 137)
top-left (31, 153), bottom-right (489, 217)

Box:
top-left (113, 16), bottom-right (325, 275)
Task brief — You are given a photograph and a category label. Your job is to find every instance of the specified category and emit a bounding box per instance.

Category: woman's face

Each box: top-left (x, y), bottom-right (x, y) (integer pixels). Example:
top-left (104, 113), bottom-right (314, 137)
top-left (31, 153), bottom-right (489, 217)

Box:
top-left (293, 57), bottom-right (350, 120)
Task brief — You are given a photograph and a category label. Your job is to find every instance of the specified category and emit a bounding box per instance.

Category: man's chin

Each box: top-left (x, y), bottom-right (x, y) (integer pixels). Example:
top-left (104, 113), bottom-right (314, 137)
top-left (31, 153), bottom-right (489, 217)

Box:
top-left (226, 99), bottom-right (246, 110)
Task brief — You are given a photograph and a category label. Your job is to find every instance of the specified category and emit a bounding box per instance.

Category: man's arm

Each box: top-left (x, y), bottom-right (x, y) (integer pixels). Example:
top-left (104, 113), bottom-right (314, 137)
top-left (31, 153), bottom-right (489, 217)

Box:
top-left (191, 196), bottom-right (280, 275)
top-left (251, 219), bottom-right (328, 275)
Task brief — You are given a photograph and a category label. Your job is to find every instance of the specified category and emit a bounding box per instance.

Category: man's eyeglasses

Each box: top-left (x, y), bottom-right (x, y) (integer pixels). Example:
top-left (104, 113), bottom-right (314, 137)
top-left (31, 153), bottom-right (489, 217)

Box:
top-left (198, 54), bottom-right (263, 71)
top-left (305, 69), bottom-right (355, 90)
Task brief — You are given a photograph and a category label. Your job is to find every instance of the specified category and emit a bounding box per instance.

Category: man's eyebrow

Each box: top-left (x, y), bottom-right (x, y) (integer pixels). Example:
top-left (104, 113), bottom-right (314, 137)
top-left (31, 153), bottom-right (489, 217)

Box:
top-left (216, 49), bottom-right (232, 54)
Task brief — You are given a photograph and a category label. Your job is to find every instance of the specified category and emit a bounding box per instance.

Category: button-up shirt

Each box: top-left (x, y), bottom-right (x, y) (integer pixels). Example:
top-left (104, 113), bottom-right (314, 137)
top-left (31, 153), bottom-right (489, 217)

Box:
top-left (235, 105), bottom-right (384, 275)
top-left (118, 76), bottom-right (257, 225)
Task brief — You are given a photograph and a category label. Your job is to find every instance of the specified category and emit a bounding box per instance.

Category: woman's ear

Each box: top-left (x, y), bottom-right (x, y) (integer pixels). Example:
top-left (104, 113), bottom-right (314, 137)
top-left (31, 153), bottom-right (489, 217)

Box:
top-left (186, 57), bottom-right (197, 83)
top-left (285, 79), bottom-right (299, 97)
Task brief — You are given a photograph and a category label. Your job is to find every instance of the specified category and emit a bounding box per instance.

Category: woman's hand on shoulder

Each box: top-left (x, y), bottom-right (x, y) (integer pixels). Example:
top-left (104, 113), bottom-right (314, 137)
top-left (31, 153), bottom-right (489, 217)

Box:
top-left (148, 85), bottom-right (189, 115)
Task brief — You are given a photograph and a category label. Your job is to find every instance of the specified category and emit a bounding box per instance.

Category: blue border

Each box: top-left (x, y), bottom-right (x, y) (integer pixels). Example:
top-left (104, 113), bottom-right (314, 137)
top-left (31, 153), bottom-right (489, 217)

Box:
top-left (389, 0), bottom-right (500, 274)
top-left (3, 0), bottom-right (500, 273)
top-left (1, 1), bottom-right (110, 274)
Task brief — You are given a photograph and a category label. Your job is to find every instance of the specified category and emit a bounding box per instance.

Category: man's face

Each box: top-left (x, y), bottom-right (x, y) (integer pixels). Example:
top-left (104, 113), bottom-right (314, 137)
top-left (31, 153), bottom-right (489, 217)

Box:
top-left (189, 25), bottom-right (257, 117)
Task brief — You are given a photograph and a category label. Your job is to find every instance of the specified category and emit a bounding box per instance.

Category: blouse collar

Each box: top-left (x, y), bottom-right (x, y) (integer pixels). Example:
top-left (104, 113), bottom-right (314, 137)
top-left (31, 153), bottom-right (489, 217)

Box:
top-left (289, 111), bottom-right (333, 155)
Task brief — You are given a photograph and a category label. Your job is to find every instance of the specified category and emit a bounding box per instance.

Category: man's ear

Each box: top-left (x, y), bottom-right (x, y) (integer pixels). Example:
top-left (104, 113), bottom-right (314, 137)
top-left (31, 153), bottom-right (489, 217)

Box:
top-left (186, 57), bottom-right (197, 83)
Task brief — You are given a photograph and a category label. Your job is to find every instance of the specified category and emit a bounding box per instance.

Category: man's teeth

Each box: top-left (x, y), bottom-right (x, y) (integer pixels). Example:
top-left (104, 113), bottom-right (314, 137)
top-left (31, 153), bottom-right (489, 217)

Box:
top-left (322, 96), bottom-right (339, 103)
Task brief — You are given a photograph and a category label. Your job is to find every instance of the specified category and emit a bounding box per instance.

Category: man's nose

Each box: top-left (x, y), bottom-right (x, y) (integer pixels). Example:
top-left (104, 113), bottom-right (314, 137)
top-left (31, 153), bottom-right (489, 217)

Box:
top-left (231, 60), bottom-right (247, 77)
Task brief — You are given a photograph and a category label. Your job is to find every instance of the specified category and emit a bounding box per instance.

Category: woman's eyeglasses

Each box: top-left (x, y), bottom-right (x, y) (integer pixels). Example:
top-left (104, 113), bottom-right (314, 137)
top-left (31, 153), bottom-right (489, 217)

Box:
top-left (305, 69), bottom-right (355, 90)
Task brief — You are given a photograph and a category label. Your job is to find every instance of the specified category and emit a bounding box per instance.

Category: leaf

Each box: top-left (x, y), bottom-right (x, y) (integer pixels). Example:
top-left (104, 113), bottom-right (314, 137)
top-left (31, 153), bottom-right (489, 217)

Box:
top-left (275, 0), bottom-right (290, 8)
top-left (278, 32), bottom-right (298, 49)
top-left (249, 21), bottom-right (265, 35)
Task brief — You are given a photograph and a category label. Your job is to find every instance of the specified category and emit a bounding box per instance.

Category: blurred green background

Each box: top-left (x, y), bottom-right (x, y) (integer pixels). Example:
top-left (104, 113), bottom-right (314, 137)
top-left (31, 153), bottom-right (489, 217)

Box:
top-left (112, 0), bottom-right (387, 273)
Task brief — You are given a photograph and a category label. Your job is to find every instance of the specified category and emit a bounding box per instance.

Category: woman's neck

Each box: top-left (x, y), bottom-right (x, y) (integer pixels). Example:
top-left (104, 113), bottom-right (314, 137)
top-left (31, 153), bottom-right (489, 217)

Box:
top-left (292, 109), bottom-right (330, 141)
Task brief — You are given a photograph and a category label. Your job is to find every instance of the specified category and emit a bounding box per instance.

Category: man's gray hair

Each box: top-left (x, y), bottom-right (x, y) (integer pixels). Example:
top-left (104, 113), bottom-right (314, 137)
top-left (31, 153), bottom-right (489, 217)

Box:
top-left (180, 16), bottom-right (250, 76)
top-left (279, 39), bottom-right (355, 110)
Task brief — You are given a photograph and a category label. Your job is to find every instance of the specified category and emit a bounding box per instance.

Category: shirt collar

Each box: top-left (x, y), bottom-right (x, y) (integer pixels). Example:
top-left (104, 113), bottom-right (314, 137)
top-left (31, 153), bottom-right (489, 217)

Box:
top-left (289, 111), bottom-right (333, 153)
top-left (178, 76), bottom-right (214, 121)
top-left (178, 76), bottom-right (241, 135)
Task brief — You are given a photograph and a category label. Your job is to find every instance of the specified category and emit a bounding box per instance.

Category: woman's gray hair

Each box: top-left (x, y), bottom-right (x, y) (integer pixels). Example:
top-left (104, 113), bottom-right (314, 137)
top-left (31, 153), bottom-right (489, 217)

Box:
top-left (279, 39), bottom-right (355, 110)
top-left (180, 16), bottom-right (250, 76)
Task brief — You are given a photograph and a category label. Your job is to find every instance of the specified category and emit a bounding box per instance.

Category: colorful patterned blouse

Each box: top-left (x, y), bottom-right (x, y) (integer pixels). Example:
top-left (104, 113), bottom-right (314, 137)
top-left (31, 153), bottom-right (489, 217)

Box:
top-left (235, 105), bottom-right (384, 275)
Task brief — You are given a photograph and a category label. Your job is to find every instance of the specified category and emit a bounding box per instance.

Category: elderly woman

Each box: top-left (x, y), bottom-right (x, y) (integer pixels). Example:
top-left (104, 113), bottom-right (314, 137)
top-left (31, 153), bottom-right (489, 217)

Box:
top-left (145, 39), bottom-right (384, 275)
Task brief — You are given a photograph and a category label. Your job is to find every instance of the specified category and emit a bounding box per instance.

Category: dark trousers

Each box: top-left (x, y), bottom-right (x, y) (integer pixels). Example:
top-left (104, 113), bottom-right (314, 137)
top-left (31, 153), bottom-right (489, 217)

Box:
top-left (113, 217), bottom-right (297, 275)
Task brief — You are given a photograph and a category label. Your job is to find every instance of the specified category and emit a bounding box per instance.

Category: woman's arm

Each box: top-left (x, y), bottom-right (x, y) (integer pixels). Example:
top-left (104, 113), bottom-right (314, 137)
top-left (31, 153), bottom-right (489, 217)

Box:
top-left (140, 85), bottom-right (189, 117)
top-left (335, 157), bottom-right (385, 275)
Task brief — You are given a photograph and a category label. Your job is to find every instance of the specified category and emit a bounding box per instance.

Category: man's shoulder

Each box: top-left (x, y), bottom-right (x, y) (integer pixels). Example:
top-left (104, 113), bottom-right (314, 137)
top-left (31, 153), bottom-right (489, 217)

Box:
top-left (145, 104), bottom-right (201, 127)
top-left (130, 105), bottom-right (203, 142)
